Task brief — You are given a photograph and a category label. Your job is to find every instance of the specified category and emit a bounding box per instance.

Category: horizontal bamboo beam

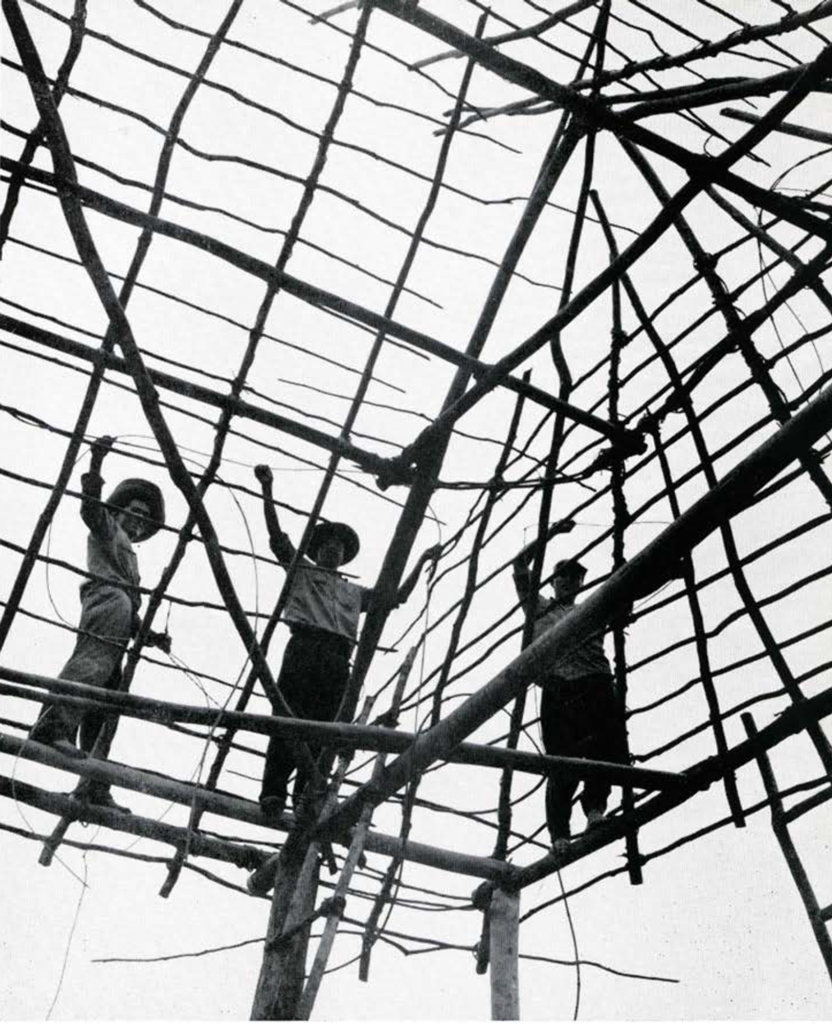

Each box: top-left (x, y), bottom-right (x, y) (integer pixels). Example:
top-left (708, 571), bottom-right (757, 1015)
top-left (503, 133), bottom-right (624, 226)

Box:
top-left (0, 729), bottom-right (516, 882)
top-left (0, 772), bottom-right (267, 869)
top-left (0, 160), bottom-right (634, 445)
top-left (0, 313), bottom-right (393, 475)
top-left (0, 666), bottom-right (684, 789)
top-left (783, 785), bottom-right (832, 825)
top-left (317, 369), bottom-right (832, 841)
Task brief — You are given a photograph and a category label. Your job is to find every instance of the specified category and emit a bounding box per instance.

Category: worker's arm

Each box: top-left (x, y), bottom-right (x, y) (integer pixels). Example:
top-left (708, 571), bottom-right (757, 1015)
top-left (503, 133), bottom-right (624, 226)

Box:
top-left (391, 544), bottom-right (442, 608)
top-left (80, 435), bottom-right (116, 537)
top-left (512, 518), bottom-right (575, 611)
top-left (254, 465), bottom-right (296, 564)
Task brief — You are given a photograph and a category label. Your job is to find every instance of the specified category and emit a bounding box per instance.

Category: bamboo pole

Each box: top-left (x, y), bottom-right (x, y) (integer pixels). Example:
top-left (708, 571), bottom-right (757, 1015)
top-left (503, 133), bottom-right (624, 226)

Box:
top-left (0, 773), bottom-right (266, 870)
top-left (317, 373), bottom-right (832, 841)
top-left (489, 887), bottom-right (521, 1020)
top-left (0, 667), bottom-right (684, 788)
top-left (784, 786), bottom-right (832, 826)
top-left (741, 714), bottom-right (832, 983)
top-left (602, 196), bottom-right (644, 883)
top-left (622, 139), bottom-right (832, 512)
top-left (299, 650), bottom-right (417, 1013)
top-left (251, 828), bottom-right (321, 1019)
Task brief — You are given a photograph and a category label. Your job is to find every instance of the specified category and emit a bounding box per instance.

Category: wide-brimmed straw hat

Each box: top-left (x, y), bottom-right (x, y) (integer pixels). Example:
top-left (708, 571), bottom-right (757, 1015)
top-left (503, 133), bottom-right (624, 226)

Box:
top-left (554, 557), bottom-right (586, 578)
top-left (308, 521), bottom-right (360, 564)
top-left (107, 478), bottom-right (165, 540)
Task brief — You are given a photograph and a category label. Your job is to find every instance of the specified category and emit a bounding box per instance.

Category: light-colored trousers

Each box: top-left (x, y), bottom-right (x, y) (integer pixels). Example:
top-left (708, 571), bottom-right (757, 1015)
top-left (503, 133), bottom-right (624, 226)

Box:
top-left (30, 583), bottom-right (133, 753)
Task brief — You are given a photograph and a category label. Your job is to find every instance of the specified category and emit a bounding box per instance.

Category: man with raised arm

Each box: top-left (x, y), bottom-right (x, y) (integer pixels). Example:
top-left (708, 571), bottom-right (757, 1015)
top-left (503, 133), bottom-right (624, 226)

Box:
top-left (254, 463), bottom-right (441, 818)
top-left (513, 521), bottom-right (628, 853)
top-left (30, 435), bottom-right (171, 813)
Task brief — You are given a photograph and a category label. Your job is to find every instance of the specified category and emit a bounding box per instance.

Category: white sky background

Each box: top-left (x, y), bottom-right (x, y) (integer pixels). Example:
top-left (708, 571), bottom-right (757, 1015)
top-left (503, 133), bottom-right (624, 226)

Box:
top-left (2, 0), bottom-right (832, 1018)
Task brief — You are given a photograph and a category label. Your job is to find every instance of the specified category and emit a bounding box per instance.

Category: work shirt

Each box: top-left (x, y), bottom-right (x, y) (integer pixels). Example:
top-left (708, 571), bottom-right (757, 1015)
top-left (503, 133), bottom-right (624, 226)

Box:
top-left (80, 472), bottom-right (141, 612)
top-left (283, 562), bottom-right (369, 642)
top-left (528, 597), bottom-right (612, 680)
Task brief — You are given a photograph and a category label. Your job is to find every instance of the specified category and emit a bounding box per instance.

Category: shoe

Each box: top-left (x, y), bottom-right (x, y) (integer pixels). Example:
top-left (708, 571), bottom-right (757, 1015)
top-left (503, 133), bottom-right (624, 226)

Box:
top-left (88, 790), bottom-right (132, 814)
top-left (52, 739), bottom-right (87, 759)
top-left (552, 837), bottom-right (571, 857)
top-left (586, 808), bottom-right (605, 830)
top-left (260, 795), bottom-right (286, 819)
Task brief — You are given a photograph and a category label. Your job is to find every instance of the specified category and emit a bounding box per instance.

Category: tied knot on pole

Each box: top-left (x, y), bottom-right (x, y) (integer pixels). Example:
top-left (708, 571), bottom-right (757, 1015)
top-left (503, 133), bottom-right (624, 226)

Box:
top-left (693, 251), bottom-right (718, 276)
top-left (471, 879), bottom-right (494, 912)
top-left (611, 326), bottom-right (630, 349)
top-left (265, 894), bottom-right (346, 952)
top-left (375, 452), bottom-right (417, 491)
top-left (582, 427), bottom-right (648, 476)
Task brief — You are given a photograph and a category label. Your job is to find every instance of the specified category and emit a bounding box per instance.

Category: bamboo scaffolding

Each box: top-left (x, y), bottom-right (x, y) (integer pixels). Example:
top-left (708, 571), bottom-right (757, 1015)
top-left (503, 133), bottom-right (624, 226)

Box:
top-left (591, 189), bottom-right (745, 831)
top-left (514, 677), bottom-right (832, 892)
top-left (318, 375), bottom-right (832, 841)
top-left (0, 730), bottom-right (516, 882)
top-left (4, 2), bottom-right (832, 1017)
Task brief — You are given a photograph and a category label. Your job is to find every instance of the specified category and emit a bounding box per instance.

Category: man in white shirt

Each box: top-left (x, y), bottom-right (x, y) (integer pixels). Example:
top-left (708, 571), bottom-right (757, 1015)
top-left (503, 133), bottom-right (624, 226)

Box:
top-left (513, 528), bottom-right (627, 852)
top-left (255, 464), bottom-right (440, 818)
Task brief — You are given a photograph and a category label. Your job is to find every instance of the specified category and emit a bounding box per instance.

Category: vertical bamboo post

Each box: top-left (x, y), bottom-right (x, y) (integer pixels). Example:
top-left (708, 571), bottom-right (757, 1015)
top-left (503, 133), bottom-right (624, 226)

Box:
top-left (742, 713), bottom-right (832, 984)
top-left (595, 185), bottom-right (643, 884)
top-left (300, 649), bottom-right (416, 1012)
top-left (251, 834), bottom-right (321, 1020)
top-left (489, 887), bottom-right (520, 1020)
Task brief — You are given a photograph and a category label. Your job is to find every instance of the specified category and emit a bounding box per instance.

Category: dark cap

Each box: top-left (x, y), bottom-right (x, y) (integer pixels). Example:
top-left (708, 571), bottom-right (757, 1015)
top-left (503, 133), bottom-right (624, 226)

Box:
top-left (308, 521), bottom-right (360, 564)
top-left (107, 478), bottom-right (165, 540)
top-left (553, 557), bottom-right (586, 578)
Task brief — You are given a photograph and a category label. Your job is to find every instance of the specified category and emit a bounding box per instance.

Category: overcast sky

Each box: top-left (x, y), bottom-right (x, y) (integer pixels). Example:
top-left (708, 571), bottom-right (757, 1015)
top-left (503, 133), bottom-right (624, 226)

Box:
top-left (2, 0), bottom-right (832, 1019)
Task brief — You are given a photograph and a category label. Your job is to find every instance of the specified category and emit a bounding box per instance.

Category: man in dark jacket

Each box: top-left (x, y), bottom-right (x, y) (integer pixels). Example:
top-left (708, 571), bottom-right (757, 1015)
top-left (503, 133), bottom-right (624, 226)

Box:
top-left (513, 526), bottom-right (627, 852)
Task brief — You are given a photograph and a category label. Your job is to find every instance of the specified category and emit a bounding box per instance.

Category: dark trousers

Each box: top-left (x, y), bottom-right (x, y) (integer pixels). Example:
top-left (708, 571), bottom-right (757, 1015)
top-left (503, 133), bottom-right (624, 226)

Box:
top-left (260, 628), bottom-right (351, 806)
top-left (540, 672), bottom-right (627, 841)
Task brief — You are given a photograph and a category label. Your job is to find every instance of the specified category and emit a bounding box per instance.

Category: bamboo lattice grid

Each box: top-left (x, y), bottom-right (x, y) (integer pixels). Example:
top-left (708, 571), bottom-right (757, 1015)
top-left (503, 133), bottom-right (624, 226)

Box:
top-left (3, 0), bottom-right (832, 1017)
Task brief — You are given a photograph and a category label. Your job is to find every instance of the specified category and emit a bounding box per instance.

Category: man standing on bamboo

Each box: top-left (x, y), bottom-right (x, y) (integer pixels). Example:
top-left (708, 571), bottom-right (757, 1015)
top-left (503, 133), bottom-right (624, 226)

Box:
top-left (513, 523), bottom-right (627, 853)
top-left (254, 464), bottom-right (440, 818)
top-left (29, 435), bottom-right (171, 813)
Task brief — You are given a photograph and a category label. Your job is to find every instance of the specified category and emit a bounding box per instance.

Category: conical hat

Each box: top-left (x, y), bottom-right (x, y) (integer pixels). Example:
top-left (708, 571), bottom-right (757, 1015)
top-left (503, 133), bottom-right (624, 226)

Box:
top-left (308, 521), bottom-right (360, 564)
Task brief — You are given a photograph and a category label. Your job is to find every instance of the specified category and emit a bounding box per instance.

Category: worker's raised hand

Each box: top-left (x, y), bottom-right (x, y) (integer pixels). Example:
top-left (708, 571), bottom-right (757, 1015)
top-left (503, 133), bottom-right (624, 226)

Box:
top-left (553, 518), bottom-right (576, 534)
top-left (147, 630), bottom-right (172, 654)
top-left (254, 464), bottom-right (274, 487)
top-left (91, 435), bottom-right (116, 464)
